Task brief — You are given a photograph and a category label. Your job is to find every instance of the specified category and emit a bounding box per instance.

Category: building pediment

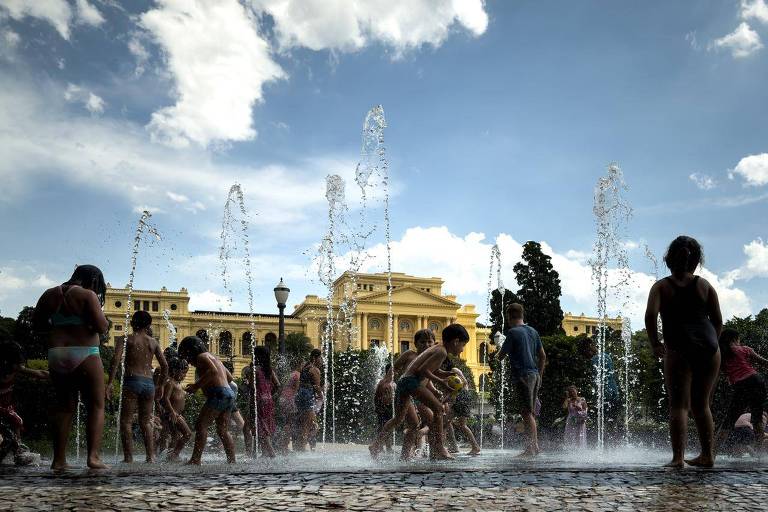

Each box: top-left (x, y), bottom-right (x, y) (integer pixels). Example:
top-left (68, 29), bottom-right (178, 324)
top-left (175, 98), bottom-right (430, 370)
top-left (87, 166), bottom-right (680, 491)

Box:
top-left (358, 286), bottom-right (459, 308)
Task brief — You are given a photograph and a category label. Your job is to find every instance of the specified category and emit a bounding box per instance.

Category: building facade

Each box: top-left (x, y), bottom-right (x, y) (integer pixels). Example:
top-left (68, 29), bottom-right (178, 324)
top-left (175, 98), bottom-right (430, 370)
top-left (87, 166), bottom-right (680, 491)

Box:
top-left (103, 273), bottom-right (621, 385)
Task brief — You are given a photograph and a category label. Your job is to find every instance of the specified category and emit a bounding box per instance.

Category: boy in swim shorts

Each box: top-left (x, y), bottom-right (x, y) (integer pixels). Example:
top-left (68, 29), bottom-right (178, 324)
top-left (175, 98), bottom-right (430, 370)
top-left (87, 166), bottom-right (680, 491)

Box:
top-left (178, 336), bottom-right (236, 464)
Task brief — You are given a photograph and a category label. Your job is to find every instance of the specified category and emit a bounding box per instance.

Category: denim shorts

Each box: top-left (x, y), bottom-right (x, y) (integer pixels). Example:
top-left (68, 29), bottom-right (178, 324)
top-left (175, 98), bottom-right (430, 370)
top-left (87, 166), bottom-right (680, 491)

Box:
top-left (295, 387), bottom-right (314, 413)
top-left (205, 386), bottom-right (236, 413)
top-left (123, 376), bottom-right (155, 399)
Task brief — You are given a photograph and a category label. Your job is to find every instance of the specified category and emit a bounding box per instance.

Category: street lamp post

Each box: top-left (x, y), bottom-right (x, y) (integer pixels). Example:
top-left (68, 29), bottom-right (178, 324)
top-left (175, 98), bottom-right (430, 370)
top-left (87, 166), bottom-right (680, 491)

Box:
top-left (274, 278), bottom-right (290, 355)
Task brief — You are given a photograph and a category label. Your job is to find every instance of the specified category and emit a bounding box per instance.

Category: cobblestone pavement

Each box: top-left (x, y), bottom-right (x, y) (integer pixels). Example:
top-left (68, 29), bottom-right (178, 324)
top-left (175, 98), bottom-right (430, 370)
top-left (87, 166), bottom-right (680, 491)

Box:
top-left (0, 467), bottom-right (766, 511)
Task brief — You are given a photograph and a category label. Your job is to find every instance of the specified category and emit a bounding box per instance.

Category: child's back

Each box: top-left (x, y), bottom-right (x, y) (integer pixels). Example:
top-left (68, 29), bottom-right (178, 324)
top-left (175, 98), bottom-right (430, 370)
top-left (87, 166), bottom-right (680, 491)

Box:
top-left (125, 331), bottom-right (159, 378)
top-left (403, 344), bottom-right (447, 379)
top-left (197, 353), bottom-right (230, 389)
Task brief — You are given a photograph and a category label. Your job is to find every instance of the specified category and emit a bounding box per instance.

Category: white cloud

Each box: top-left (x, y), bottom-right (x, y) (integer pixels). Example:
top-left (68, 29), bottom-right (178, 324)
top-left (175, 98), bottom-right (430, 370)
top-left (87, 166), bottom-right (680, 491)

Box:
top-left (741, 0), bottom-right (768, 24)
top-left (127, 34), bottom-right (150, 77)
top-left (253, 0), bottom-right (488, 54)
top-left (689, 172), bottom-right (716, 190)
top-left (0, 0), bottom-right (72, 39)
top-left (31, 274), bottom-right (55, 287)
top-left (723, 239), bottom-right (768, 284)
top-left (0, 28), bottom-right (20, 61)
top-left (188, 289), bottom-right (233, 311)
top-left (166, 191), bottom-right (189, 203)
top-left (63, 83), bottom-right (106, 115)
top-left (132, 205), bottom-right (163, 215)
top-left (729, 153), bottom-right (768, 186)
top-left (139, 0), bottom-right (285, 148)
top-left (0, 265), bottom-right (61, 316)
top-left (343, 226), bottom-right (753, 328)
top-left (75, 0), bottom-right (103, 26)
top-left (710, 22), bottom-right (763, 58)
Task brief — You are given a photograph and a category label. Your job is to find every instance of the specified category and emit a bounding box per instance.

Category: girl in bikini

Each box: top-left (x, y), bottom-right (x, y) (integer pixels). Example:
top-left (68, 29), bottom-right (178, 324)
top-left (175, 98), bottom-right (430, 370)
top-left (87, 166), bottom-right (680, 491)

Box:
top-left (33, 265), bottom-right (110, 470)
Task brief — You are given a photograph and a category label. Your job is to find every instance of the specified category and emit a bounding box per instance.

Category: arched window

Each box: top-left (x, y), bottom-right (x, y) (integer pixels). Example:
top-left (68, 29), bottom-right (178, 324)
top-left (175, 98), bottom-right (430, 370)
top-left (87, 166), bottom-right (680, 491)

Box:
top-left (369, 318), bottom-right (381, 330)
top-left (264, 332), bottom-right (277, 351)
top-left (399, 320), bottom-right (411, 332)
top-left (478, 342), bottom-right (488, 364)
top-left (478, 373), bottom-right (488, 390)
top-left (195, 329), bottom-right (209, 350)
top-left (219, 331), bottom-right (232, 357)
top-left (242, 332), bottom-right (254, 356)
top-left (429, 322), bottom-right (440, 332)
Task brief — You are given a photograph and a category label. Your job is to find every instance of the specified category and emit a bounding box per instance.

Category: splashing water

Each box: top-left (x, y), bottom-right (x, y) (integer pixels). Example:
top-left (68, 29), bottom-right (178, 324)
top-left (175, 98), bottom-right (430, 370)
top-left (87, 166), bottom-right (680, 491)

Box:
top-left (644, 244), bottom-right (667, 413)
top-left (219, 184), bottom-right (259, 454)
top-left (163, 309), bottom-right (177, 348)
top-left (76, 393), bottom-right (82, 462)
top-left (589, 163), bottom-right (632, 451)
top-left (115, 210), bottom-right (162, 462)
top-left (621, 317), bottom-right (633, 444)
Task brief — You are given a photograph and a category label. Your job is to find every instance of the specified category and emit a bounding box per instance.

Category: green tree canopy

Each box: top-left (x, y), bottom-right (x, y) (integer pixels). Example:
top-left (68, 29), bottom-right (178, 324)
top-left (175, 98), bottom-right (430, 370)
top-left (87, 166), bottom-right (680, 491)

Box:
top-left (513, 241), bottom-right (564, 336)
top-left (15, 306), bottom-right (46, 359)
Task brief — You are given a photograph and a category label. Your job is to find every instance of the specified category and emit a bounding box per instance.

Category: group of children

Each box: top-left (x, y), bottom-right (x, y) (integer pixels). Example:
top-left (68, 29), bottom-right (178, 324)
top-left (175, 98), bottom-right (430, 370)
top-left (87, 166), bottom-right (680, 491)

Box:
top-left (370, 324), bottom-right (481, 460)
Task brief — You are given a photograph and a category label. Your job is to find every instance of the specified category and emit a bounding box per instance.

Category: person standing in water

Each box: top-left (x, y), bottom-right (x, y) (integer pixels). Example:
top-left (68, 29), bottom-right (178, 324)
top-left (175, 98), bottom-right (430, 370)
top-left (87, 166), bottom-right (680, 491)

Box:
top-left (33, 265), bottom-right (110, 470)
top-left (497, 303), bottom-right (547, 458)
top-left (563, 385), bottom-right (588, 449)
top-left (107, 310), bottom-right (169, 463)
top-left (295, 349), bottom-right (323, 451)
top-left (645, 236), bottom-right (722, 468)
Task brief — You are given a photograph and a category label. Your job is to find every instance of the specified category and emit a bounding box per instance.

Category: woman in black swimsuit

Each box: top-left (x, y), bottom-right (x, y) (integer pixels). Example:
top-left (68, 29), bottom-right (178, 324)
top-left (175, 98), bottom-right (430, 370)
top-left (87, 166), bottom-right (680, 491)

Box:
top-left (645, 236), bottom-right (722, 468)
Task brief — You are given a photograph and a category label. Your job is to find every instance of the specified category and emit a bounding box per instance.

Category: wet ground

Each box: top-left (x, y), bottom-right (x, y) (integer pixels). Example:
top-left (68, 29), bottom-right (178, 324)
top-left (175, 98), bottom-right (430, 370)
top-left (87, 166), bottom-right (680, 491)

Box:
top-left (1, 445), bottom-right (766, 511)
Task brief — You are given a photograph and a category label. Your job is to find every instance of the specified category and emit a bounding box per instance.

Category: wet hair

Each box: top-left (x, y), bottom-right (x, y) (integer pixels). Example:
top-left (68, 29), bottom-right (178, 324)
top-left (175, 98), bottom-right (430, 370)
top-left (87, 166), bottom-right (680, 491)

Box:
top-left (130, 310), bottom-right (152, 331)
top-left (0, 341), bottom-right (24, 377)
top-left (65, 265), bottom-right (107, 306)
top-left (254, 346), bottom-right (272, 375)
top-left (168, 357), bottom-right (189, 374)
top-left (309, 348), bottom-right (322, 361)
top-left (384, 362), bottom-right (392, 374)
top-left (664, 236), bottom-right (703, 274)
top-left (506, 303), bottom-right (525, 321)
top-left (414, 329), bottom-right (435, 346)
top-left (163, 346), bottom-right (178, 361)
top-left (442, 323), bottom-right (469, 343)
top-left (718, 328), bottom-right (739, 360)
top-left (178, 335), bottom-right (208, 363)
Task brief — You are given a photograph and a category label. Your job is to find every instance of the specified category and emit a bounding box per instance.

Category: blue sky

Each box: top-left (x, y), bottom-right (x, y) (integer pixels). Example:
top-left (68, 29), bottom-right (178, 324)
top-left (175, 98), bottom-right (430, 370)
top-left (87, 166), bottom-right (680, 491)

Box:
top-left (1, 0), bottom-right (767, 328)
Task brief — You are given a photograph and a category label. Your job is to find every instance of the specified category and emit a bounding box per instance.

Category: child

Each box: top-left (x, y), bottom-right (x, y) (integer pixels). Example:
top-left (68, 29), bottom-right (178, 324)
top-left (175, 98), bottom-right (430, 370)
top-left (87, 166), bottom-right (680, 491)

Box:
top-left (448, 368), bottom-right (481, 456)
top-left (107, 311), bottom-right (168, 463)
top-left (295, 349), bottom-right (323, 452)
top-left (252, 346), bottom-right (280, 458)
top-left (373, 363), bottom-right (396, 453)
top-left (161, 357), bottom-right (192, 462)
top-left (275, 360), bottom-right (301, 454)
top-left (563, 385), bottom-right (588, 449)
top-left (369, 324), bottom-right (470, 460)
top-left (717, 328), bottom-right (768, 453)
top-left (178, 335), bottom-right (236, 464)
top-left (0, 341), bottom-right (49, 465)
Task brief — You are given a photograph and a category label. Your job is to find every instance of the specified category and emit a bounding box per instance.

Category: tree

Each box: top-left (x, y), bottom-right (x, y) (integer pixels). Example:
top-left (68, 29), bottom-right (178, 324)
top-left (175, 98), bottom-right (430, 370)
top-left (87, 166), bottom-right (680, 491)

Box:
top-left (0, 315), bottom-right (14, 341)
top-left (15, 306), bottom-right (46, 359)
top-left (513, 241), bottom-right (564, 336)
top-left (488, 288), bottom-right (519, 341)
top-left (285, 332), bottom-right (313, 361)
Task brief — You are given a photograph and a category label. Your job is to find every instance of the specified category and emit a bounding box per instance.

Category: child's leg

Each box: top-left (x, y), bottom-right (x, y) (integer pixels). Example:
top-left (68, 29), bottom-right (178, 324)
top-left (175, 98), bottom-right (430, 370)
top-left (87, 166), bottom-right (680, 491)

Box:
top-left (189, 406), bottom-right (217, 465)
top-left (370, 398), bottom-right (410, 456)
top-left (137, 395), bottom-right (156, 463)
top-left (170, 417), bottom-right (192, 460)
top-left (410, 386), bottom-right (450, 459)
top-left (215, 412), bottom-right (236, 463)
top-left (49, 381), bottom-right (77, 470)
top-left (400, 401), bottom-right (420, 460)
top-left (79, 356), bottom-right (108, 469)
top-left (456, 417), bottom-right (480, 454)
top-left (243, 418), bottom-right (254, 456)
top-left (119, 393), bottom-right (138, 463)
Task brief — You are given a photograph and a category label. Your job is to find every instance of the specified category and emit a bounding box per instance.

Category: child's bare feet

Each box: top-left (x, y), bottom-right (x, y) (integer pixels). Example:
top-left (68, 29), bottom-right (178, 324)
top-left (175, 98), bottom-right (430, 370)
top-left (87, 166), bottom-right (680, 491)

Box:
top-left (87, 457), bottom-right (109, 470)
top-left (663, 459), bottom-right (684, 469)
top-left (684, 455), bottom-right (714, 468)
top-left (430, 448), bottom-right (454, 460)
top-left (186, 459), bottom-right (202, 465)
top-left (145, 457), bottom-right (157, 464)
top-left (122, 456), bottom-right (133, 464)
top-left (368, 444), bottom-right (380, 458)
top-left (50, 461), bottom-right (72, 471)
top-left (467, 447), bottom-right (481, 456)
top-left (514, 449), bottom-right (537, 459)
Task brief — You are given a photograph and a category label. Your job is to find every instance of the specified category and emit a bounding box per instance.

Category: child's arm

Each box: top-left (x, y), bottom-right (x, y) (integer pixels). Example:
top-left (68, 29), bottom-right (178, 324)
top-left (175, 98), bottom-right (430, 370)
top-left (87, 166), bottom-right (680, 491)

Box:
top-left (270, 369), bottom-right (280, 389)
top-left (434, 368), bottom-right (453, 378)
top-left (417, 349), bottom-right (451, 388)
top-left (106, 336), bottom-right (125, 398)
top-left (162, 381), bottom-right (178, 419)
top-left (154, 344), bottom-right (169, 385)
top-left (19, 366), bottom-right (49, 380)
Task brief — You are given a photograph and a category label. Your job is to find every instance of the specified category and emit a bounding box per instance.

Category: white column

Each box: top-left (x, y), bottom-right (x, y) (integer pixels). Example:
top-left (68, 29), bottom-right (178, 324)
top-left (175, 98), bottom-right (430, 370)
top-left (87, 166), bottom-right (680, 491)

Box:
top-left (361, 313), bottom-right (368, 350)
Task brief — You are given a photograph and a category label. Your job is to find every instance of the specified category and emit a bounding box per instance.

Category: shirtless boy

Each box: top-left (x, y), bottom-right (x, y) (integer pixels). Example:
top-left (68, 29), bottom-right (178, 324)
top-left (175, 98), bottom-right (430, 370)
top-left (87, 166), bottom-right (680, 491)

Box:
top-left (370, 324), bottom-right (469, 460)
top-left (107, 310), bottom-right (168, 463)
top-left (161, 357), bottom-right (192, 462)
top-left (178, 335), bottom-right (236, 465)
top-left (393, 329), bottom-right (435, 458)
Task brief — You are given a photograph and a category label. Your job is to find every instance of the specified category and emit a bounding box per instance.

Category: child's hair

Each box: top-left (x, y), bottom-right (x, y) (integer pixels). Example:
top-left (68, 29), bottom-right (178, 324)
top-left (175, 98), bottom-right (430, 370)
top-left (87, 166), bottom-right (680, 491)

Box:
top-left (414, 329), bottom-right (435, 346)
top-left (566, 384), bottom-right (577, 393)
top-left (0, 341), bottom-right (24, 376)
top-left (309, 348), bottom-right (322, 361)
top-left (168, 357), bottom-right (189, 375)
top-left (505, 303), bottom-right (525, 321)
top-left (664, 236), bottom-right (703, 274)
top-left (442, 323), bottom-right (469, 343)
top-left (163, 346), bottom-right (178, 360)
top-left (66, 264), bottom-right (107, 306)
top-left (254, 345), bottom-right (272, 374)
top-left (384, 362), bottom-right (392, 374)
top-left (178, 335), bottom-right (207, 363)
top-left (130, 310), bottom-right (152, 331)
top-left (718, 328), bottom-right (739, 360)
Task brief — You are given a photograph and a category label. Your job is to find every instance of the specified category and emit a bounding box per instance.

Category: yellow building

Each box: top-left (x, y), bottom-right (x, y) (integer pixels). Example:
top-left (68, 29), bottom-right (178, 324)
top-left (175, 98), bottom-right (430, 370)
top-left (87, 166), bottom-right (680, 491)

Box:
top-left (102, 274), bottom-right (621, 386)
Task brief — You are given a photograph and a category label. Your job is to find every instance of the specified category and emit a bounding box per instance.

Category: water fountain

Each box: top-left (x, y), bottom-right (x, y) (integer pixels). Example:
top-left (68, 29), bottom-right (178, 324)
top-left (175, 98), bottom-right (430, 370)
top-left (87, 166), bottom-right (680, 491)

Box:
top-left (219, 184), bottom-right (259, 453)
top-left (480, 244), bottom-right (504, 450)
top-left (115, 210), bottom-right (161, 462)
top-left (589, 163), bottom-right (632, 451)
top-left (162, 309), bottom-right (178, 349)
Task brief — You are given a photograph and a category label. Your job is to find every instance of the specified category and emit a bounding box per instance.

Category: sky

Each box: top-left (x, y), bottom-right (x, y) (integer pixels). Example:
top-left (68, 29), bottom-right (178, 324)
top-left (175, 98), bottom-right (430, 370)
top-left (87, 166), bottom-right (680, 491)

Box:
top-left (1, 0), bottom-right (767, 330)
